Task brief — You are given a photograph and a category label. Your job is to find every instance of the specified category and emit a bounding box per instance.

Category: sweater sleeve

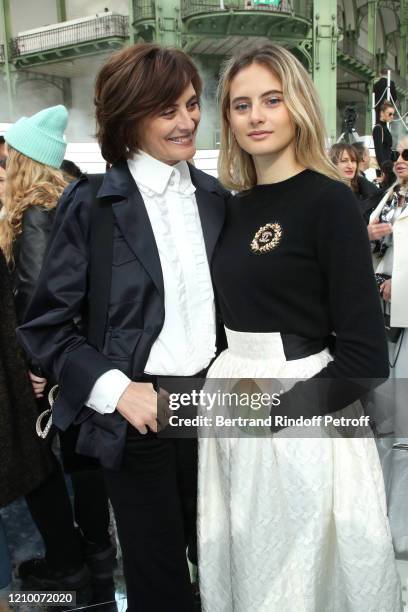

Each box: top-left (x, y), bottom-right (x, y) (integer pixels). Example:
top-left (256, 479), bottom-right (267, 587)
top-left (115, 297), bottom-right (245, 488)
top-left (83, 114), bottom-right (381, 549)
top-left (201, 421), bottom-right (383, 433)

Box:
top-left (373, 124), bottom-right (385, 166)
top-left (271, 181), bottom-right (389, 426)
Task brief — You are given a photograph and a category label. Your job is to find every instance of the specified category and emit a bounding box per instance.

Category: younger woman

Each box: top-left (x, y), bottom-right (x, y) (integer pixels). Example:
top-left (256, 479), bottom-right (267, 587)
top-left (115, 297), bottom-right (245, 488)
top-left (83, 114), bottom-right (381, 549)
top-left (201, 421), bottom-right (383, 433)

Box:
top-left (198, 44), bottom-right (401, 612)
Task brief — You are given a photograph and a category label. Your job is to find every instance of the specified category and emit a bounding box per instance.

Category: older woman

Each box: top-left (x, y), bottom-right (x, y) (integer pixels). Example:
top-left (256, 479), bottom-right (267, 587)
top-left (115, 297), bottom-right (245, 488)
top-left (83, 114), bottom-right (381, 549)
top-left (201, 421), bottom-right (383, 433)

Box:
top-left (368, 136), bottom-right (408, 375)
top-left (367, 137), bottom-right (408, 564)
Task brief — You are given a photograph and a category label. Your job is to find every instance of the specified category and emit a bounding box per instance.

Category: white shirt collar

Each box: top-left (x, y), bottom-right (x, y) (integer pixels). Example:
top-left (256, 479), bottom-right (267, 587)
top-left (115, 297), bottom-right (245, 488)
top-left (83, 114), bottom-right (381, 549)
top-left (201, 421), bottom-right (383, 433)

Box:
top-left (128, 150), bottom-right (195, 196)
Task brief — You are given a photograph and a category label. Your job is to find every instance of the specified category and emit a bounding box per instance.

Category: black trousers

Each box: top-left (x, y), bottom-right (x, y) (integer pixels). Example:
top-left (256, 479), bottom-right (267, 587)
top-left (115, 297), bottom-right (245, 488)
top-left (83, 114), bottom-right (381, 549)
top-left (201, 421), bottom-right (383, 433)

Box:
top-left (25, 447), bottom-right (111, 570)
top-left (103, 430), bottom-right (197, 612)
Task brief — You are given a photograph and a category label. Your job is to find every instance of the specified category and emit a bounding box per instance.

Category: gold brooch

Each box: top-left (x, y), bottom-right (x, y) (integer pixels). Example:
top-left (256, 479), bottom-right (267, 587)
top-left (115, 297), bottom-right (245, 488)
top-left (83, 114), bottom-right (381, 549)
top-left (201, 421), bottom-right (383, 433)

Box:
top-left (250, 222), bottom-right (283, 254)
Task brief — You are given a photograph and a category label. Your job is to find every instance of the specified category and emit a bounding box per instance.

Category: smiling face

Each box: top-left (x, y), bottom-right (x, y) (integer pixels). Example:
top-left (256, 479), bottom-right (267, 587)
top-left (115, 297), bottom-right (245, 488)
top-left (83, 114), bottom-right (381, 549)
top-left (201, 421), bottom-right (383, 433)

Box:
top-left (394, 138), bottom-right (408, 182)
top-left (336, 150), bottom-right (357, 181)
top-left (228, 63), bottom-right (296, 160)
top-left (137, 82), bottom-right (200, 165)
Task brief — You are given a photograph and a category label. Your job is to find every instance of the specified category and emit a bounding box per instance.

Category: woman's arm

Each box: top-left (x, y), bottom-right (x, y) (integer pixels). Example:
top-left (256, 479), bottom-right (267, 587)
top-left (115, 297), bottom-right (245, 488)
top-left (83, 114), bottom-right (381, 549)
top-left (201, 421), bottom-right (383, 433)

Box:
top-left (271, 182), bottom-right (389, 426)
top-left (17, 180), bottom-right (116, 428)
top-left (14, 206), bottom-right (55, 323)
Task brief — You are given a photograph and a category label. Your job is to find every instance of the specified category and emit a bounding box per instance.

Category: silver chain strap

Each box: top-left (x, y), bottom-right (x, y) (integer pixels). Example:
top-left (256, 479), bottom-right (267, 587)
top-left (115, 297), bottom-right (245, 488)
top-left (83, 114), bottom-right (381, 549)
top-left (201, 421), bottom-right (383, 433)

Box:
top-left (35, 385), bottom-right (59, 439)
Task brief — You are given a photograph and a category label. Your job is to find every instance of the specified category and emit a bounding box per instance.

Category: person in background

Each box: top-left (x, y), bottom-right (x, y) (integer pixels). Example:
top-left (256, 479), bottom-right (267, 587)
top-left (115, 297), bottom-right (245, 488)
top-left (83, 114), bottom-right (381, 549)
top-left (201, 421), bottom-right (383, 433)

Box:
top-left (368, 137), bottom-right (408, 376)
top-left (376, 160), bottom-right (397, 191)
top-left (0, 137), bottom-right (7, 162)
top-left (352, 141), bottom-right (371, 176)
top-left (0, 106), bottom-right (114, 591)
top-left (0, 248), bottom-right (53, 610)
top-left (373, 101), bottom-right (395, 166)
top-left (329, 143), bottom-right (378, 217)
top-left (0, 160), bottom-right (6, 212)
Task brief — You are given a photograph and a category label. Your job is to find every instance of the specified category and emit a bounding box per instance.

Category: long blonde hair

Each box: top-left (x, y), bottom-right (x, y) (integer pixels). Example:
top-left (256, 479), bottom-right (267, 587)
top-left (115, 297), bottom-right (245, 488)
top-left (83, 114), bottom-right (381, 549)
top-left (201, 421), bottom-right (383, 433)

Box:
top-left (0, 147), bottom-right (67, 264)
top-left (217, 44), bottom-right (340, 191)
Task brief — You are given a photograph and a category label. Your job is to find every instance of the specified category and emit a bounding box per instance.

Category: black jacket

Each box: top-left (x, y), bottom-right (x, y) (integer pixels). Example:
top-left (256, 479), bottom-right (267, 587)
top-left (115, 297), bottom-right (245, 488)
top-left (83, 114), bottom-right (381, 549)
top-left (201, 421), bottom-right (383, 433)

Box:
top-left (18, 161), bottom-right (228, 469)
top-left (372, 120), bottom-right (393, 165)
top-left (12, 206), bottom-right (55, 324)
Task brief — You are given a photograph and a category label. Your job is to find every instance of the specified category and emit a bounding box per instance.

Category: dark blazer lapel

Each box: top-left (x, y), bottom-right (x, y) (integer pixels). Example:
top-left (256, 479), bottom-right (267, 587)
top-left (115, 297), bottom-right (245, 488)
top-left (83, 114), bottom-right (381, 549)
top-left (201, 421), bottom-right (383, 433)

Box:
top-left (189, 165), bottom-right (226, 263)
top-left (111, 190), bottom-right (164, 300)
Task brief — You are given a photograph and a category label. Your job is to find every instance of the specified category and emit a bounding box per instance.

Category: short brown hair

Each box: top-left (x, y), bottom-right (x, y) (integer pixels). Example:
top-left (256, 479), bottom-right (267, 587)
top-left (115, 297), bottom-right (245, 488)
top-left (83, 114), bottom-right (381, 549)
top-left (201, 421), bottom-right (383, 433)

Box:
top-left (95, 44), bottom-right (202, 164)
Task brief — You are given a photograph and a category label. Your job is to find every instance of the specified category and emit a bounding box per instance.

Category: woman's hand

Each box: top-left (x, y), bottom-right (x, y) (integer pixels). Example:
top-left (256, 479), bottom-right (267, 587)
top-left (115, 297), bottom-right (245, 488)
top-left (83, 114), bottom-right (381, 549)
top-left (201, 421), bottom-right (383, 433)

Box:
top-left (380, 278), bottom-right (392, 302)
top-left (29, 370), bottom-right (47, 398)
top-left (367, 218), bottom-right (392, 241)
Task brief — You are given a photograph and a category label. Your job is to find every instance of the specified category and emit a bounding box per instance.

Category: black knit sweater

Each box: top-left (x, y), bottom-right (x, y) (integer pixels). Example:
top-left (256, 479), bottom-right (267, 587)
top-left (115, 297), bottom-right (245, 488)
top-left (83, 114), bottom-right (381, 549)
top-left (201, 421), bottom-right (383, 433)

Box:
top-left (212, 169), bottom-right (389, 421)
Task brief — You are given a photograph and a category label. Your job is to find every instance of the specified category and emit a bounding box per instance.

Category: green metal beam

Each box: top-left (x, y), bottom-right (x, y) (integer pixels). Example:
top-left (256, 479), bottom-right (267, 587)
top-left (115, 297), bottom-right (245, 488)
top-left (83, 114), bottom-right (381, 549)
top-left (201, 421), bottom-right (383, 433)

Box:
top-left (129, 0), bottom-right (136, 45)
top-left (0, 0), bottom-right (13, 120)
top-left (367, 0), bottom-right (378, 66)
top-left (56, 0), bottom-right (66, 23)
top-left (312, 0), bottom-right (338, 142)
top-left (399, 0), bottom-right (408, 79)
top-left (155, 0), bottom-right (181, 46)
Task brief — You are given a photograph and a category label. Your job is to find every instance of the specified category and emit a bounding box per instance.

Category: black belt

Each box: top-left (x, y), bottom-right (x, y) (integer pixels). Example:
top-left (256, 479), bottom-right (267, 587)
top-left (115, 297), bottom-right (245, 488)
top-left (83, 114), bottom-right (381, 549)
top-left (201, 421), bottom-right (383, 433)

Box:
top-left (135, 368), bottom-right (207, 392)
top-left (280, 334), bottom-right (331, 361)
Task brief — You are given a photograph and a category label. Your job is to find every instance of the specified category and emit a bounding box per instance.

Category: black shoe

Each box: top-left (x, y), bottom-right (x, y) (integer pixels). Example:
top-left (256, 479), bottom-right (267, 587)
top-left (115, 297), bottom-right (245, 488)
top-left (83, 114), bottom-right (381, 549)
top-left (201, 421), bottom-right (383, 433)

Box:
top-left (81, 538), bottom-right (117, 583)
top-left (18, 557), bottom-right (90, 590)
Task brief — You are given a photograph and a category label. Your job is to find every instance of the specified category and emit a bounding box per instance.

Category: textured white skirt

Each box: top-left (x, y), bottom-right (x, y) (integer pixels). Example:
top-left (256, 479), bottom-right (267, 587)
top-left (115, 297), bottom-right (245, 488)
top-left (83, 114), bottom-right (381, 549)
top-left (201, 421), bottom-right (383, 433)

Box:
top-left (197, 329), bottom-right (401, 612)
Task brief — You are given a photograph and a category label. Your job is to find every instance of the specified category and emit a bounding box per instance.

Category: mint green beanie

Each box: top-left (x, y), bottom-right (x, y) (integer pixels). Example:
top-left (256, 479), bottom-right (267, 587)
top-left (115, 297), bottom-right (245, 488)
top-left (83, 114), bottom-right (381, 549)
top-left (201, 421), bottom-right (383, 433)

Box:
top-left (5, 105), bottom-right (68, 169)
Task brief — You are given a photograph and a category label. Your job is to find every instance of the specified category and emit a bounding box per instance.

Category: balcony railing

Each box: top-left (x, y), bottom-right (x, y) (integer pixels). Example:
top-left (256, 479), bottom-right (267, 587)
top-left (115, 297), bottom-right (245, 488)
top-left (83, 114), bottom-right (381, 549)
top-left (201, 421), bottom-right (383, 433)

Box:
top-left (134, 0), bottom-right (155, 21)
top-left (12, 14), bottom-right (128, 57)
top-left (181, 0), bottom-right (297, 19)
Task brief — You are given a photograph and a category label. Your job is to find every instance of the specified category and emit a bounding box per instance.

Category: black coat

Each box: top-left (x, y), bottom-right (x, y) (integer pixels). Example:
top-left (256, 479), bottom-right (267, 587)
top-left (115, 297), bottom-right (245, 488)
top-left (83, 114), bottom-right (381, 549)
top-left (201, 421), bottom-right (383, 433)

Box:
top-left (372, 120), bottom-right (393, 165)
top-left (19, 161), bottom-right (228, 469)
top-left (0, 250), bottom-right (52, 508)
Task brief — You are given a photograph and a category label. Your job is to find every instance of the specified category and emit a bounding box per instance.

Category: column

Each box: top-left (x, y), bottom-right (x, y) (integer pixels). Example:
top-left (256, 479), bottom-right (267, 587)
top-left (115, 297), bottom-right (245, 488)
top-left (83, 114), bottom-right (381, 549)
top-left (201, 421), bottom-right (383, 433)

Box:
top-left (0, 0), bottom-right (13, 120)
top-left (155, 0), bottom-right (181, 47)
top-left (312, 0), bottom-right (338, 142)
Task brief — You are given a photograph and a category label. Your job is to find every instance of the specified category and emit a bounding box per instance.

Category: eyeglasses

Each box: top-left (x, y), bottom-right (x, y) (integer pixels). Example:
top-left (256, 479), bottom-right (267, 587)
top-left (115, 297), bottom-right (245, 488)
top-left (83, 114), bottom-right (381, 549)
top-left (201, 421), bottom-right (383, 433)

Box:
top-left (391, 149), bottom-right (408, 162)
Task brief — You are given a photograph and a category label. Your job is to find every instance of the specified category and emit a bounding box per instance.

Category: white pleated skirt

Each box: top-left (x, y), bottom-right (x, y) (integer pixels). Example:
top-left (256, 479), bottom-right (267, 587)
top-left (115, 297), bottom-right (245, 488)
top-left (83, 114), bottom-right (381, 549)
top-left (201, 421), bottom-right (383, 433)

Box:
top-left (197, 329), bottom-right (402, 612)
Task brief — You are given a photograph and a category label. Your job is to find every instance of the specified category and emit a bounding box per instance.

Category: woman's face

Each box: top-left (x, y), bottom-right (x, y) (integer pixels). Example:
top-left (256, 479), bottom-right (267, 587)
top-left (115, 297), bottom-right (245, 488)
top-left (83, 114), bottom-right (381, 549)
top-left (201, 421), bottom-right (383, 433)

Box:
top-left (380, 107), bottom-right (395, 123)
top-left (0, 166), bottom-right (6, 204)
top-left (228, 63), bottom-right (296, 159)
top-left (394, 140), bottom-right (408, 182)
top-left (336, 150), bottom-right (357, 181)
top-left (137, 82), bottom-right (200, 166)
